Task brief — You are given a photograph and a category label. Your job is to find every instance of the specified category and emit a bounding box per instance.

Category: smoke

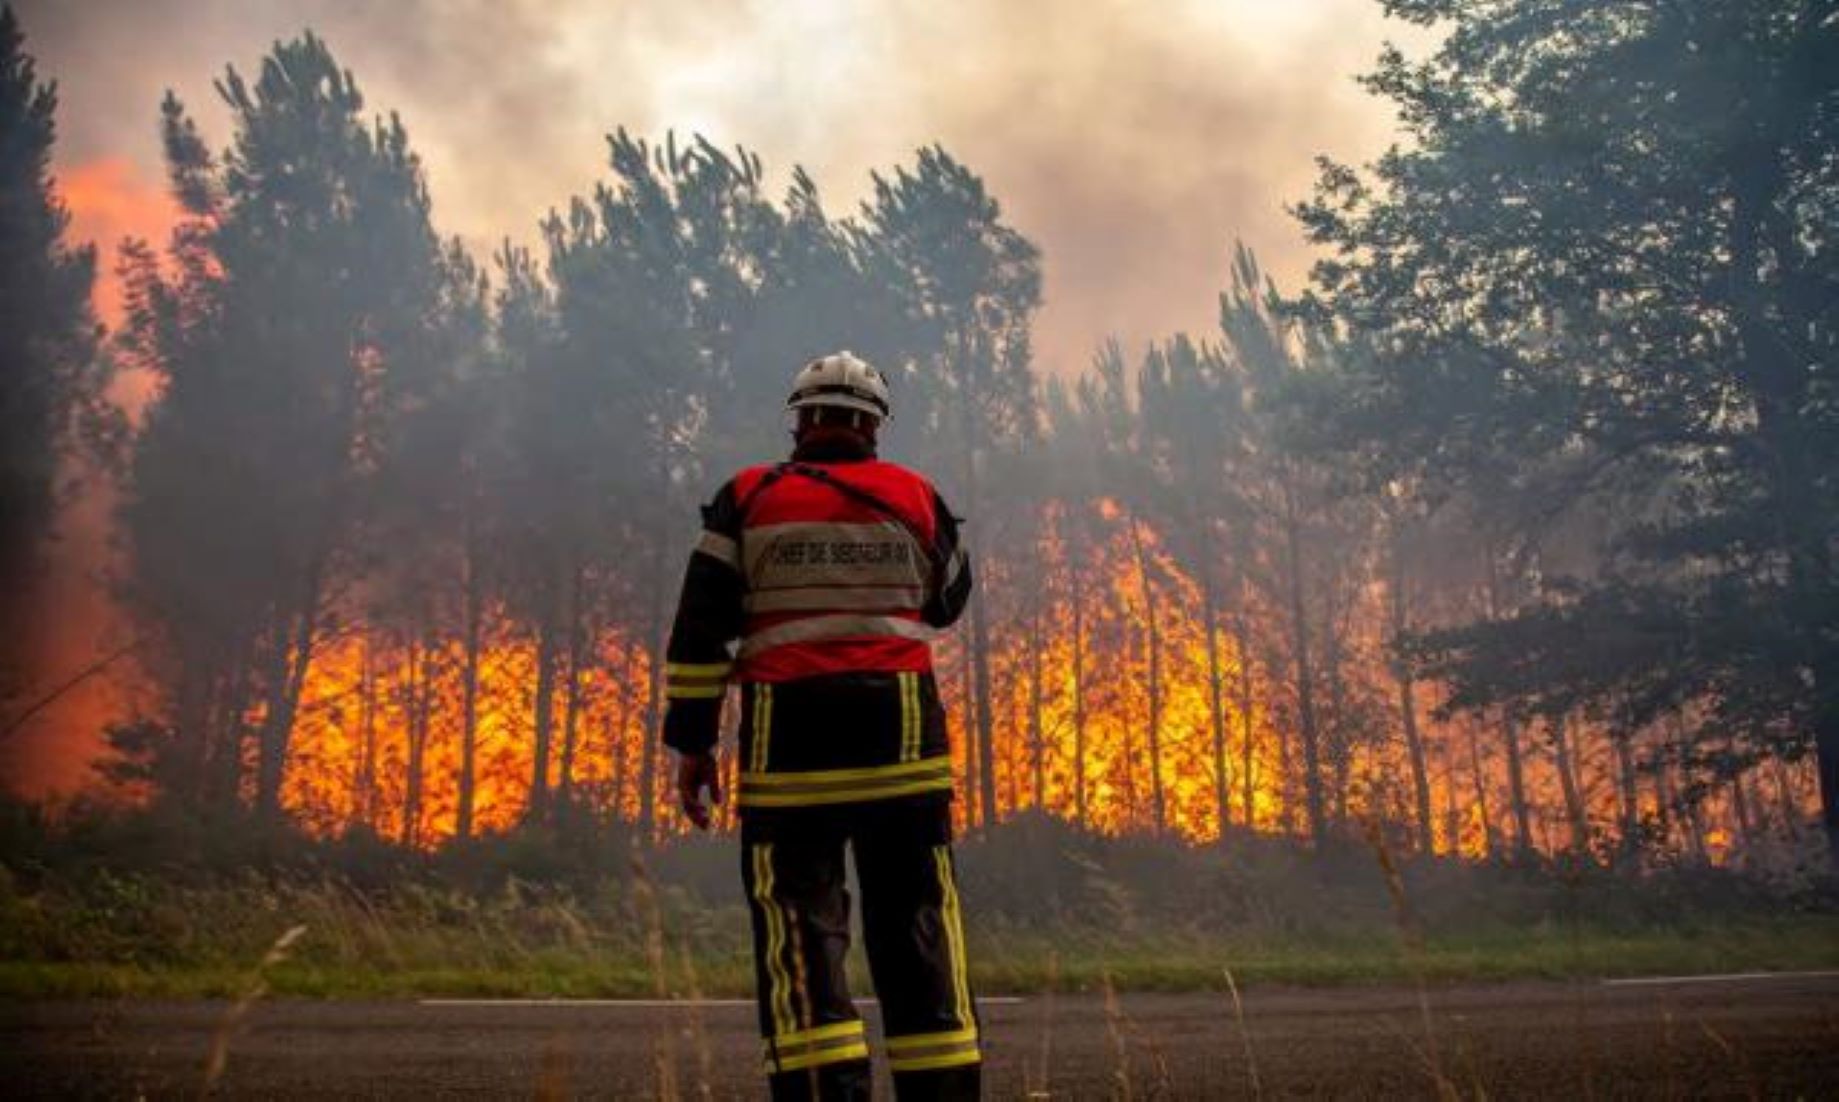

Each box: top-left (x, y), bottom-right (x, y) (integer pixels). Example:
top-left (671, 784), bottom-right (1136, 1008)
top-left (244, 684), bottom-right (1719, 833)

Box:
top-left (22, 0), bottom-right (1407, 372)
top-left (8, 0), bottom-right (1408, 799)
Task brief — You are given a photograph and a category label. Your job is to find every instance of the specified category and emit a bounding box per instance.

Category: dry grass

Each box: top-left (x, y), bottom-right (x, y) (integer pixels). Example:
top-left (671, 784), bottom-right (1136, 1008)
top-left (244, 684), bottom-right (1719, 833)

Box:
top-left (1220, 964), bottom-right (1261, 1100)
top-left (1362, 816), bottom-right (1459, 1101)
top-left (202, 923), bottom-right (307, 1091)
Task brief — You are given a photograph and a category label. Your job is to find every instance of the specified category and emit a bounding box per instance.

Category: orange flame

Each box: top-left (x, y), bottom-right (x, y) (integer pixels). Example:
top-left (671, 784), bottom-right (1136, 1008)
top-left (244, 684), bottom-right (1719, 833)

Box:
top-left (257, 494), bottom-right (1810, 859)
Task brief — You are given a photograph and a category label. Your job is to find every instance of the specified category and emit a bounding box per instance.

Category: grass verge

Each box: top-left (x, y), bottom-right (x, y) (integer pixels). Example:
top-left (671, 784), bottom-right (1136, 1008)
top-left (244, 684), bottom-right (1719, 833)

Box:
top-left (5, 918), bottom-right (1836, 999)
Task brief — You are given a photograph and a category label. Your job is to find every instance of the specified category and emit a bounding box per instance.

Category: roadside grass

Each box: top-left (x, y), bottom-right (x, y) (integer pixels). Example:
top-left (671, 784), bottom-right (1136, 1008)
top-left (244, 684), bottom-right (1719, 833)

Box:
top-left (973, 917), bottom-right (1839, 991)
top-left (5, 809), bottom-right (1835, 1001)
top-left (3, 863), bottom-right (1834, 999)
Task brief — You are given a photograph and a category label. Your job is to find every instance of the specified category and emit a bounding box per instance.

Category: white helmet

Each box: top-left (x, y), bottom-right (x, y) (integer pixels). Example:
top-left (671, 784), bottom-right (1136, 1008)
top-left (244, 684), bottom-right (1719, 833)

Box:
top-left (786, 351), bottom-right (891, 422)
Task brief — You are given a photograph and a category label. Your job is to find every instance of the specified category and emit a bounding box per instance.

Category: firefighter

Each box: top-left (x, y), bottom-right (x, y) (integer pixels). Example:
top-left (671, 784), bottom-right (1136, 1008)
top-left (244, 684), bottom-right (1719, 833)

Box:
top-left (661, 351), bottom-right (979, 1101)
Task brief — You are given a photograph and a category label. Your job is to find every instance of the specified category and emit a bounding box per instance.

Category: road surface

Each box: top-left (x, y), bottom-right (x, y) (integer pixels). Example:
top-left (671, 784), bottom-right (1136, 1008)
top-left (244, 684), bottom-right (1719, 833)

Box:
top-left (7, 976), bottom-right (1838, 1097)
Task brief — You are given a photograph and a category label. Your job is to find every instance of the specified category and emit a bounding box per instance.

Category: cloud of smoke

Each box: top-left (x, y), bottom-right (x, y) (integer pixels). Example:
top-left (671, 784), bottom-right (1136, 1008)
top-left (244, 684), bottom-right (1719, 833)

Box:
top-left (22, 0), bottom-right (1408, 371)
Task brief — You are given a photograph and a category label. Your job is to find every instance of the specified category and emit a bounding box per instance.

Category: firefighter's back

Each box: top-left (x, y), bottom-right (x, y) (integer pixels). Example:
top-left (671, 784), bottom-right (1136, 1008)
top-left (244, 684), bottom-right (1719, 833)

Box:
top-left (729, 457), bottom-right (962, 809)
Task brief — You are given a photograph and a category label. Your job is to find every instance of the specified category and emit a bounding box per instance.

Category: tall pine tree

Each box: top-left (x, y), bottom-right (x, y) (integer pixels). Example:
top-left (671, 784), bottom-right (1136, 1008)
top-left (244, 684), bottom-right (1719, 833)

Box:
top-left (0, 5), bottom-right (105, 695)
top-left (118, 33), bottom-right (450, 820)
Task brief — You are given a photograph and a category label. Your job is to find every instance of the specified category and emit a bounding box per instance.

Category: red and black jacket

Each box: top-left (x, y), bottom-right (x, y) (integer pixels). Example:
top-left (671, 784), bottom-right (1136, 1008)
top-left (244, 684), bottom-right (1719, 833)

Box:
top-left (661, 440), bottom-right (972, 808)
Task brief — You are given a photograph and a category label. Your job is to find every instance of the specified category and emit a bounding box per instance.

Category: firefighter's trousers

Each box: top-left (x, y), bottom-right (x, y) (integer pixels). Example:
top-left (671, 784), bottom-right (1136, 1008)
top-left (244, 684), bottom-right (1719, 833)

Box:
top-left (741, 796), bottom-right (980, 1101)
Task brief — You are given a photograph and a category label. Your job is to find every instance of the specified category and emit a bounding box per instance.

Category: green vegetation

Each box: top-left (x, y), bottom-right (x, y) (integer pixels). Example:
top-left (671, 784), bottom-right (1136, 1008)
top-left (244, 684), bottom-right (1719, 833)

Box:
top-left (4, 878), bottom-right (1833, 1000)
top-left (4, 807), bottom-right (1833, 1000)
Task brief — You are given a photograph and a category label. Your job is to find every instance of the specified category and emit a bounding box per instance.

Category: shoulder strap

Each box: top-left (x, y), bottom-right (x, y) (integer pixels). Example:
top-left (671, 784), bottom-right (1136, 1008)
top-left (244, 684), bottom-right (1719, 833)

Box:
top-left (734, 466), bottom-right (788, 518)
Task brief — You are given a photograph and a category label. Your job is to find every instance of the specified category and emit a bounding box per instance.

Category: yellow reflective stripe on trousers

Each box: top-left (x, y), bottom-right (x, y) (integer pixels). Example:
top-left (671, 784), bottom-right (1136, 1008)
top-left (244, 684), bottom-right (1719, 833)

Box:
top-left (773, 1039), bottom-right (871, 1073)
top-left (748, 684), bottom-right (773, 772)
top-left (886, 1025), bottom-right (982, 1073)
top-left (762, 1020), bottom-right (869, 1073)
top-left (886, 1026), bottom-right (978, 1053)
top-left (887, 1028), bottom-right (980, 1074)
top-left (774, 1020), bottom-right (865, 1048)
top-left (933, 846), bottom-right (974, 1031)
top-left (888, 1046), bottom-right (982, 1073)
top-left (737, 756), bottom-right (952, 808)
top-left (751, 845), bottom-right (794, 1041)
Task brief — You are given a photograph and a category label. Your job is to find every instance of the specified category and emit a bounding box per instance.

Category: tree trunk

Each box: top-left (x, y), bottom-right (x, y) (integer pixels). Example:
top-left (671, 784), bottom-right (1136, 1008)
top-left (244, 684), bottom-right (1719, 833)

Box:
top-left (1770, 761), bottom-right (1803, 843)
top-left (969, 593), bottom-right (998, 828)
top-left (1484, 551), bottom-right (1534, 860)
top-left (1280, 476), bottom-right (1326, 849)
top-left (1232, 573), bottom-right (1258, 833)
top-left (254, 566), bottom-right (323, 823)
top-left (1668, 718), bottom-right (1709, 864)
top-left (1501, 711), bottom-right (1533, 859)
top-left (1028, 588), bottom-right (1046, 810)
top-left (1465, 717), bottom-right (1497, 858)
top-left (640, 552), bottom-right (667, 842)
top-left (959, 644), bottom-right (978, 830)
top-left (613, 634), bottom-right (635, 818)
top-left (1614, 733), bottom-right (1642, 865)
top-left (1441, 758), bottom-right (1462, 857)
top-left (1202, 561), bottom-right (1228, 842)
top-left (530, 612), bottom-right (559, 822)
top-left (354, 637), bottom-right (378, 831)
top-left (1388, 536), bottom-right (1435, 852)
top-left (639, 456), bottom-right (679, 842)
top-left (1127, 514), bottom-right (1166, 836)
top-left (1322, 611), bottom-right (1352, 832)
top-left (1278, 714), bottom-right (1296, 837)
top-left (174, 662), bottom-right (214, 806)
top-left (1071, 537), bottom-right (1089, 830)
top-left (952, 341), bottom-right (998, 831)
top-left (199, 654), bottom-right (242, 811)
top-left (1730, 760), bottom-right (1757, 856)
top-left (455, 542), bottom-right (483, 841)
top-left (1550, 713), bottom-right (1589, 856)
top-left (557, 560), bottom-right (586, 805)
top-left (1813, 664), bottom-right (1839, 867)
top-left (402, 637), bottom-right (430, 849)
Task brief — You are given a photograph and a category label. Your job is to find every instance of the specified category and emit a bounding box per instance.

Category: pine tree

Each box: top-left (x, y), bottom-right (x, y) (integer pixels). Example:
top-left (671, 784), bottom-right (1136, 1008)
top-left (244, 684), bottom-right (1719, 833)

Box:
top-left (0, 5), bottom-right (106, 693)
top-left (118, 33), bottom-right (450, 820)
top-left (862, 146), bottom-right (1042, 829)
top-left (1299, 0), bottom-right (1839, 862)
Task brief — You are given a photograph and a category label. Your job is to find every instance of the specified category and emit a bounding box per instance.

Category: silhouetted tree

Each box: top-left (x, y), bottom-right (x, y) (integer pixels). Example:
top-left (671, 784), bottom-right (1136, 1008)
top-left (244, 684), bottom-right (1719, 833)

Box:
top-left (863, 147), bottom-right (1042, 829)
top-left (0, 5), bottom-right (108, 693)
top-left (118, 33), bottom-right (450, 820)
top-left (1299, 0), bottom-right (1839, 862)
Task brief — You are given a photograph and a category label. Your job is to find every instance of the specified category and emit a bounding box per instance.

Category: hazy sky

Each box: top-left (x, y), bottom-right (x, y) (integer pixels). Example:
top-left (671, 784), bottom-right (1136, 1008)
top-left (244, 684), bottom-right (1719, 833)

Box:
top-left (22, 0), bottom-right (1415, 374)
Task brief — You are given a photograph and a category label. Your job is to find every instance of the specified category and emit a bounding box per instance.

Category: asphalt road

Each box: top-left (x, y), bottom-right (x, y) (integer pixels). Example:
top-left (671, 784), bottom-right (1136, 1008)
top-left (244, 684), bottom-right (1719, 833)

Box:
top-left (8, 976), bottom-right (1839, 1098)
